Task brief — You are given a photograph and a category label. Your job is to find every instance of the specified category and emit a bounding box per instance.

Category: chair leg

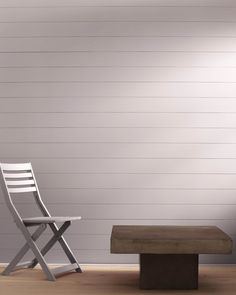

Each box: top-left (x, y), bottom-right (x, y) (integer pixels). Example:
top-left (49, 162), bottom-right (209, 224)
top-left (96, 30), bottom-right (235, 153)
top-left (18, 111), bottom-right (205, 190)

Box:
top-left (49, 223), bottom-right (82, 273)
top-left (30, 222), bottom-right (82, 273)
top-left (19, 224), bottom-right (56, 281)
top-left (57, 235), bottom-right (82, 273)
top-left (3, 221), bottom-right (82, 280)
top-left (30, 221), bottom-right (71, 268)
top-left (2, 224), bottom-right (46, 276)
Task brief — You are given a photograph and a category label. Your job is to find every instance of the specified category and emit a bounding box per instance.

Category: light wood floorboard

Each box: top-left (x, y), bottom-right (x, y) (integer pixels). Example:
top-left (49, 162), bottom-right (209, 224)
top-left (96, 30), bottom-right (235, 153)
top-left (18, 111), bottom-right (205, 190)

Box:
top-left (0, 265), bottom-right (236, 295)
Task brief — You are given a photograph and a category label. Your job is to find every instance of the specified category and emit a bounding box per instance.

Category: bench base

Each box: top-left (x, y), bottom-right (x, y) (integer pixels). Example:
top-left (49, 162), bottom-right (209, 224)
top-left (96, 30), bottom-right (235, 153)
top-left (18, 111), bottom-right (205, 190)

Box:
top-left (140, 254), bottom-right (199, 290)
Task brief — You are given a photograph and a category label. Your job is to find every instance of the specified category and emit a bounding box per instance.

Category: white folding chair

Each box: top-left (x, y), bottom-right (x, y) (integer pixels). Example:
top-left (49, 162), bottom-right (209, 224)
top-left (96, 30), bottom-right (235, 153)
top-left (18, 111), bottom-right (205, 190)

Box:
top-left (0, 162), bottom-right (82, 281)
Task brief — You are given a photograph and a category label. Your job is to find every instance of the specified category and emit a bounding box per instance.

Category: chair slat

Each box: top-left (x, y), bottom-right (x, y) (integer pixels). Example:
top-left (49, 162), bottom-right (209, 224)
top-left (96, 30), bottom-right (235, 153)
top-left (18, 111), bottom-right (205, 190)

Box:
top-left (6, 180), bottom-right (35, 186)
top-left (8, 186), bottom-right (37, 193)
top-left (3, 172), bottom-right (33, 178)
top-left (1, 163), bottom-right (32, 171)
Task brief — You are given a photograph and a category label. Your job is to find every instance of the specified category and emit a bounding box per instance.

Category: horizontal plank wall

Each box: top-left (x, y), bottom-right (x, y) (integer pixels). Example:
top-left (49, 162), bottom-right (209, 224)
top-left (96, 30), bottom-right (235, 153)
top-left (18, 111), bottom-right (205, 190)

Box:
top-left (1, 0), bottom-right (236, 264)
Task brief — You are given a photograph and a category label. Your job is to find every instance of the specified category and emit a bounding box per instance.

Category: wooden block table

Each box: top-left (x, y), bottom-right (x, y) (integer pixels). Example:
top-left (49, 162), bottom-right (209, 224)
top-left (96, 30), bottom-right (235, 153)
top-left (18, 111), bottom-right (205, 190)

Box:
top-left (111, 225), bottom-right (232, 290)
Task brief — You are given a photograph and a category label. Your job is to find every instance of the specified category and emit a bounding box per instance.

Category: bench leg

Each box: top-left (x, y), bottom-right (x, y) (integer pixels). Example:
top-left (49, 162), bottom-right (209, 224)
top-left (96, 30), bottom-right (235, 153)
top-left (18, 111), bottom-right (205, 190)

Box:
top-left (140, 254), bottom-right (198, 290)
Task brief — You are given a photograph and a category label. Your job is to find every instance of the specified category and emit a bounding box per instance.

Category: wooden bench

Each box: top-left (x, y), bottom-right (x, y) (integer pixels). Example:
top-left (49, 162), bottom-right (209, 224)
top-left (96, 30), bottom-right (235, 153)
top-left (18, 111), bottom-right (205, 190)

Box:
top-left (111, 225), bottom-right (232, 290)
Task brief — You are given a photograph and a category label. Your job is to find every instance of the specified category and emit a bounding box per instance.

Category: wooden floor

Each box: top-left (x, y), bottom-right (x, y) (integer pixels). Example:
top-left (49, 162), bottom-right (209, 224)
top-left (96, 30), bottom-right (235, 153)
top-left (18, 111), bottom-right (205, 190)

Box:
top-left (1, 265), bottom-right (236, 295)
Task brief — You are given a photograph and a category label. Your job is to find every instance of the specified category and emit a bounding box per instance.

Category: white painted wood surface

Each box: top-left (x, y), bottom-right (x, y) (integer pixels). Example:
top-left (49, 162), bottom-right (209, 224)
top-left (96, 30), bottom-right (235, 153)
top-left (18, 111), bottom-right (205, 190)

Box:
top-left (0, 0), bottom-right (236, 264)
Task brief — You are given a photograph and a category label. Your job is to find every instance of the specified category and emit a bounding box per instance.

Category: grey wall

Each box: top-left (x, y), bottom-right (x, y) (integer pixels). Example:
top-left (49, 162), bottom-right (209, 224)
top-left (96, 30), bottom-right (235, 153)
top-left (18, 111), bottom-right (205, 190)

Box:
top-left (1, 0), bottom-right (236, 264)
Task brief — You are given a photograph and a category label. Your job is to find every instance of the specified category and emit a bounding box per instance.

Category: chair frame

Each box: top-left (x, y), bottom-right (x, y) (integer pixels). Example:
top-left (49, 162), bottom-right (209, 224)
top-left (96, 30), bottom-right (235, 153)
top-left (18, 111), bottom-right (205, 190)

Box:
top-left (0, 162), bottom-right (82, 281)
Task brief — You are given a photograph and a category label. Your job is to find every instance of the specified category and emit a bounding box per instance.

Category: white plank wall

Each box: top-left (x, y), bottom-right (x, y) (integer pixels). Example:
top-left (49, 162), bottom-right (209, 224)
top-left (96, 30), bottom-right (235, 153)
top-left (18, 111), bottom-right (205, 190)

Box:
top-left (0, 0), bottom-right (236, 264)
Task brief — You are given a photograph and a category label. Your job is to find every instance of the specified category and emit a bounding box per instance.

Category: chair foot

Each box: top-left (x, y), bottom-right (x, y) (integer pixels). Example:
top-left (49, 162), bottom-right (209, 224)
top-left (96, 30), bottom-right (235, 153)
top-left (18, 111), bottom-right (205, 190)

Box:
top-left (51, 263), bottom-right (80, 277)
top-left (2, 260), bottom-right (35, 275)
top-left (75, 267), bottom-right (82, 273)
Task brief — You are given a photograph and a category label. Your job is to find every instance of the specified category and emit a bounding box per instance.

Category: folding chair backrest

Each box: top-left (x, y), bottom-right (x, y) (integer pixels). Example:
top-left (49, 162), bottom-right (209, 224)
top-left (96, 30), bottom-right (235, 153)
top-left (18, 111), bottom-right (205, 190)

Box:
top-left (0, 162), bottom-right (50, 224)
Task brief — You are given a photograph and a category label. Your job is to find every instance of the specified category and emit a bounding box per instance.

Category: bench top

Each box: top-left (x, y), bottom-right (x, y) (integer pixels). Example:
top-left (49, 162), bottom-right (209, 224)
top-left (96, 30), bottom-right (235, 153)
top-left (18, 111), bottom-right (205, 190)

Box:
top-left (111, 225), bottom-right (232, 254)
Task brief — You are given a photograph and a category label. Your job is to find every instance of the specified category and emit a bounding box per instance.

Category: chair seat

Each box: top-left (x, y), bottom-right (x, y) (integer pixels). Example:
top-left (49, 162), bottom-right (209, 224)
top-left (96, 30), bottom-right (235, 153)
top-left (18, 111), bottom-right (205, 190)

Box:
top-left (23, 216), bottom-right (81, 224)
